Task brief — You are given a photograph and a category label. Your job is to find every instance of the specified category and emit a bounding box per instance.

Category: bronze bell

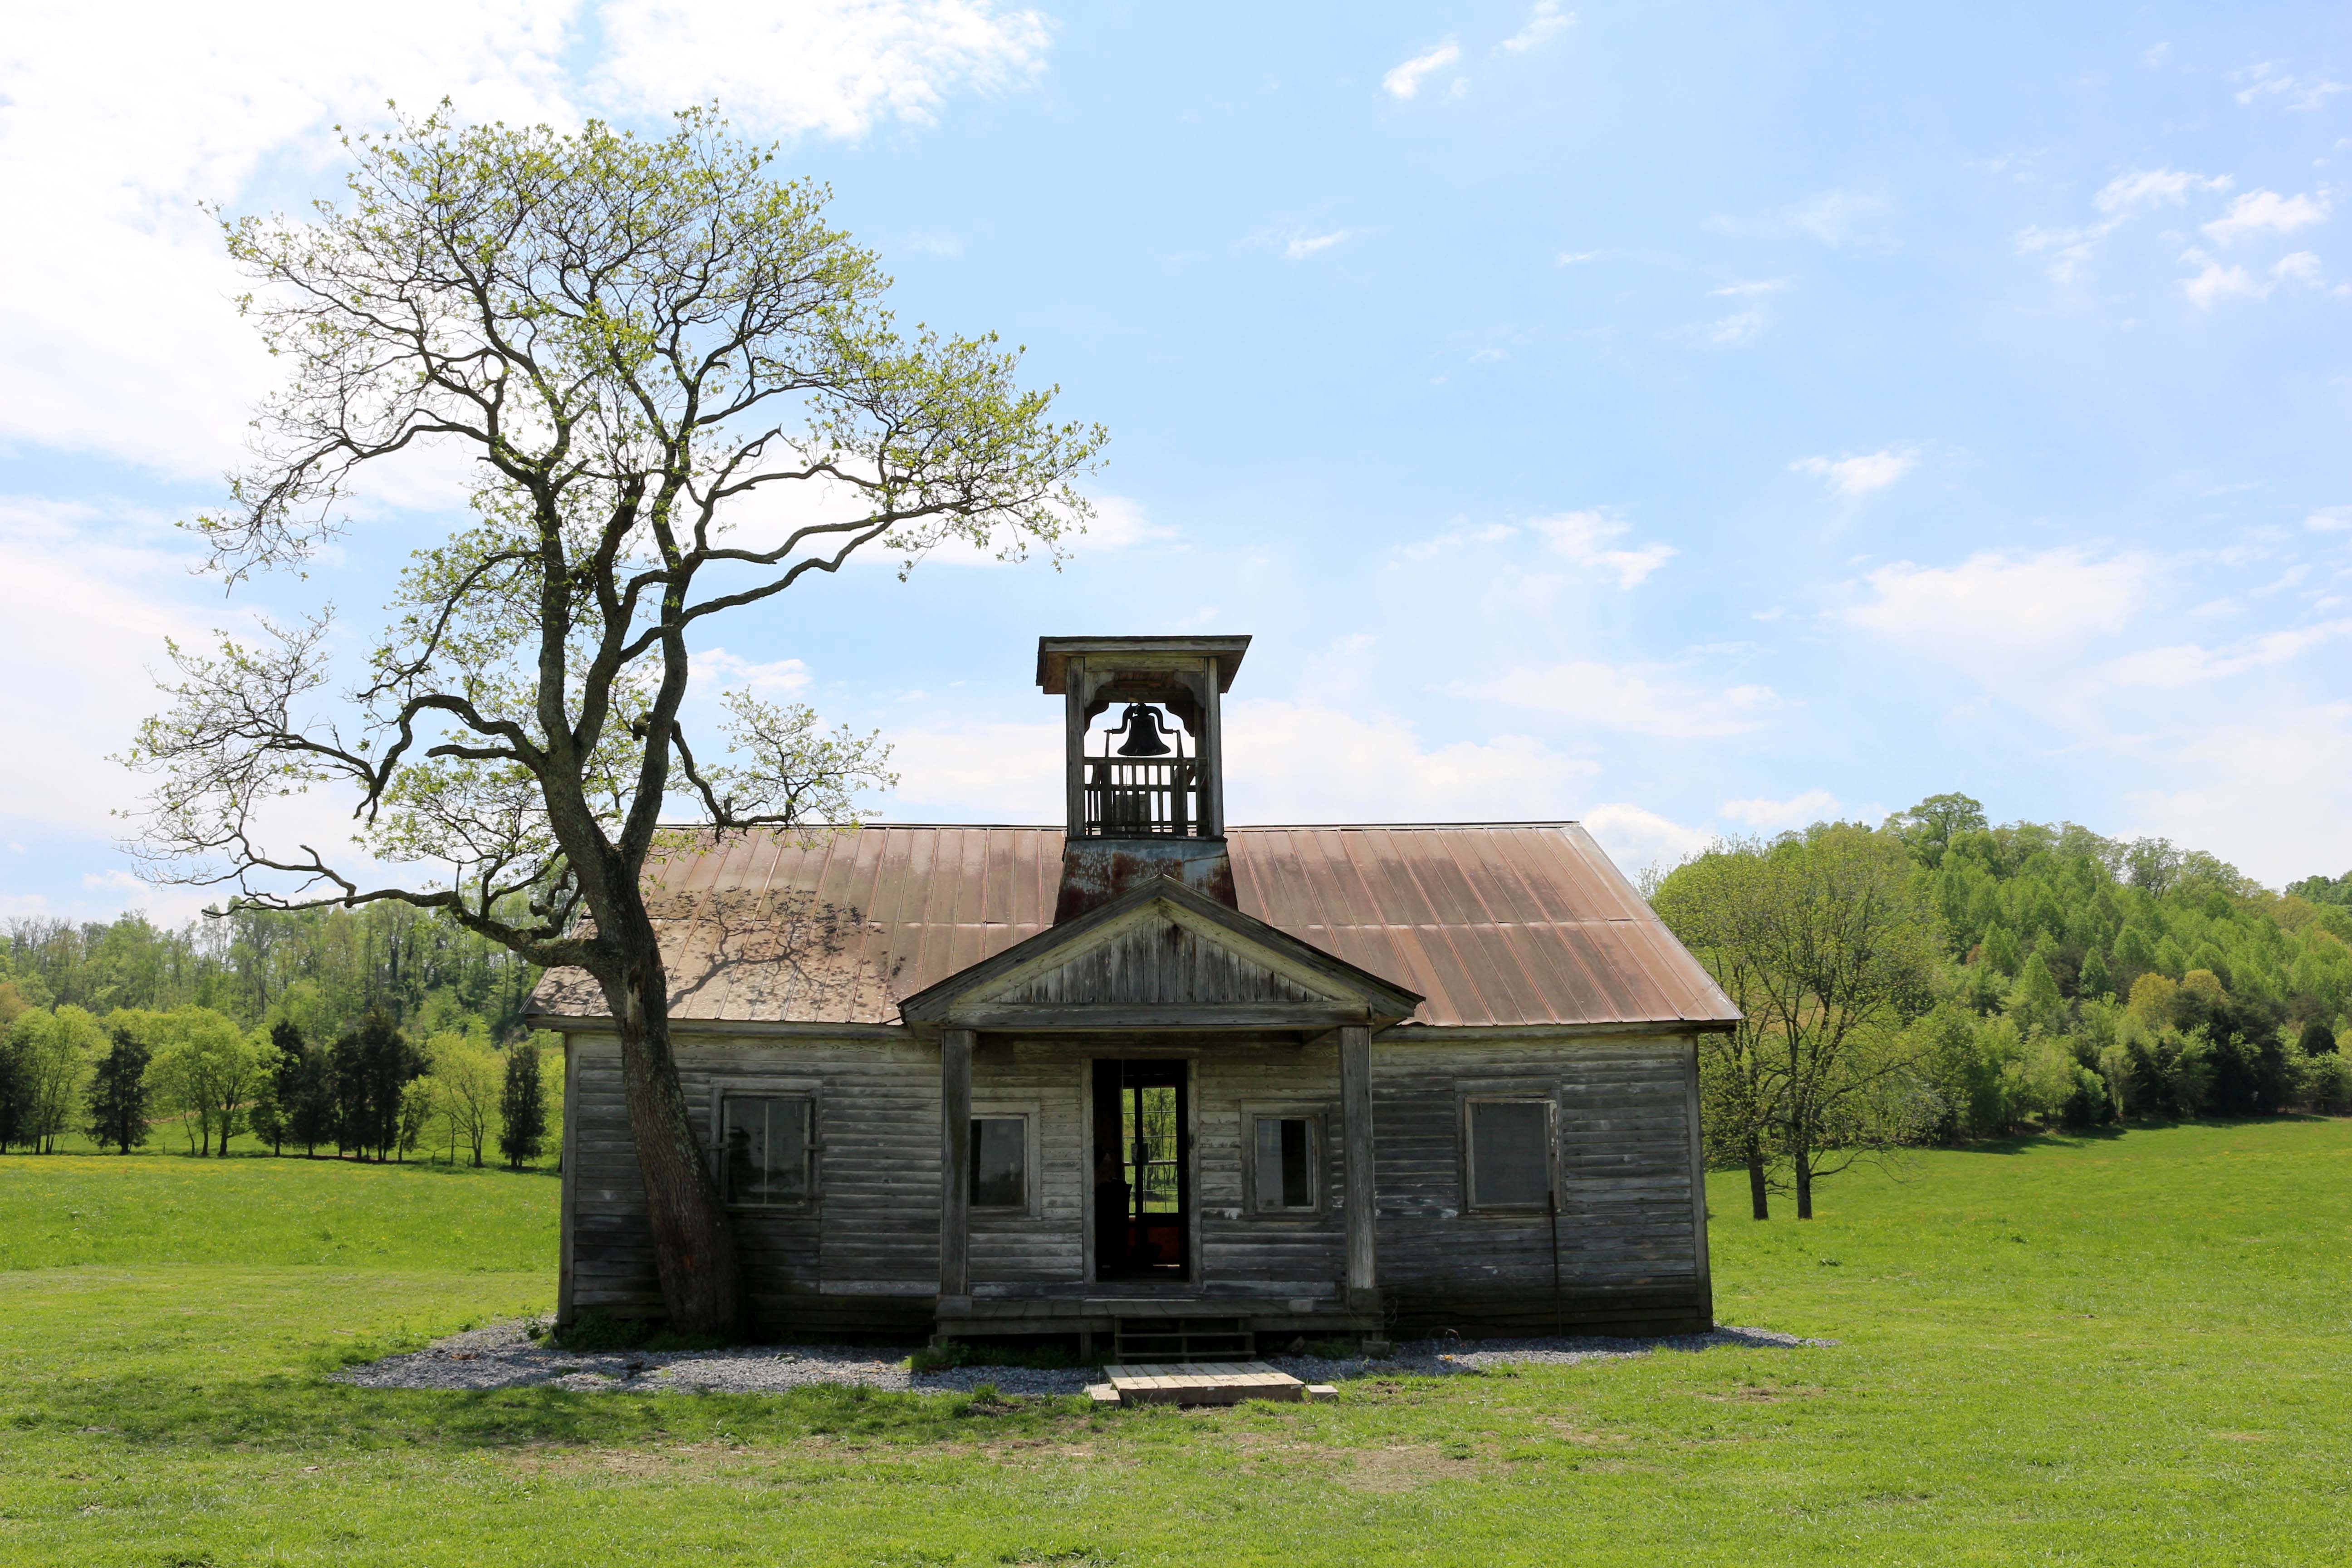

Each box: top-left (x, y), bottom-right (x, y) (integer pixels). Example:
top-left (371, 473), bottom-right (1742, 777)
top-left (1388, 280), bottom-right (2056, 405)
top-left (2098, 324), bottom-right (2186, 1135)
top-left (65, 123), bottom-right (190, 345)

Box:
top-left (1112, 702), bottom-right (1174, 757)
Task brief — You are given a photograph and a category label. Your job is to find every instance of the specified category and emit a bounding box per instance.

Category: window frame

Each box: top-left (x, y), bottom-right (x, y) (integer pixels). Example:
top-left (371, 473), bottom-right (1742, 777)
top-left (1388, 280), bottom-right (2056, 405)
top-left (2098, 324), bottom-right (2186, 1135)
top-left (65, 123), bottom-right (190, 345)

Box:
top-left (1460, 1093), bottom-right (1557, 1215)
top-left (707, 1078), bottom-right (822, 1212)
top-left (1241, 1102), bottom-right (1328, 1218)
top-left (968, 1100), bottom-right (1043, 1219)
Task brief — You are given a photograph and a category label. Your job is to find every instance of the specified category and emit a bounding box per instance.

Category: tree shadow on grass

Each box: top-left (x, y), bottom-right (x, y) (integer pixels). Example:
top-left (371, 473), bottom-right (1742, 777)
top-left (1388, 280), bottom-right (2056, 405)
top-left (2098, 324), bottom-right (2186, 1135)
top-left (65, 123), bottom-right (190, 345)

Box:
top-left (1958, 1114), bottom-right (2331, 1157)
top-left (16, 1372), bottom-right (1083, 1453)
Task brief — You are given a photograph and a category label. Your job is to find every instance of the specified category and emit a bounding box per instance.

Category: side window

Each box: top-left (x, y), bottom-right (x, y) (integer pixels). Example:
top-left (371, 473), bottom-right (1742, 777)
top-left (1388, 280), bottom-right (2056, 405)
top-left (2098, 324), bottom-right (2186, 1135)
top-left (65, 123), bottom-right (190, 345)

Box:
top-left (970, 1115), bottom-right (1029, 1210)
top-left (721, 1095), bottom-right (813, 1206)
top-left (1465, 1098), bottom-right (1553, 1211)
top-left (1251, 1113), bottom-right (1320, 1212)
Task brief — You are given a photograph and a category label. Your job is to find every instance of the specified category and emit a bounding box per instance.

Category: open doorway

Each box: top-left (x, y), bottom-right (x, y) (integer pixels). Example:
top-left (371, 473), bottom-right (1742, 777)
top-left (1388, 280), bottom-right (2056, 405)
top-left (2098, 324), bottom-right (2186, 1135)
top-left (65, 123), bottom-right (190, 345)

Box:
top-left (1091, 1059), bottom-right (1190, 1282)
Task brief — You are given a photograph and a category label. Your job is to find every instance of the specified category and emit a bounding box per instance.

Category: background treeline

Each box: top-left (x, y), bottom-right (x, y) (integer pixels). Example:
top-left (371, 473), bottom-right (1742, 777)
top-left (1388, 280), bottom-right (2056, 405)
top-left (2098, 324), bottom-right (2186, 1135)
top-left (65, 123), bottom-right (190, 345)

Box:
top-left (0, 903), bottom-right (557, 1166)
top-left (1654, 795), bottom-right (2352, 1215)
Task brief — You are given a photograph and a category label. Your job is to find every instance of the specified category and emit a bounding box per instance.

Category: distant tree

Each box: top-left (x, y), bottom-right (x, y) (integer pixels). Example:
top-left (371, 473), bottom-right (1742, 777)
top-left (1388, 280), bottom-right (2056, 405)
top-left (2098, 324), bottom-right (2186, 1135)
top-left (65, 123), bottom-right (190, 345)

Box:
top-left (2128, 972), bottom-right (2180, 1029)
top-left (1653, 847), bottom-right (1788, 1219)
top-left (2298, 1020), bottom-right (2340, 1057)
top-left (330, 1012), bottom-right (422, 1161)
top-left (85, 1025), bottom-right (154, 1153)
top-left (123, 105), bottom-right (1098, 1335)
top-left (1980, 923), bottom-right (2024, 978)
top-left (499, 1040), bottom-right (548, 1171)
top-left (2286, 870), bottom-right (2352, 909)
top-left (2007, 952), bottom-right (2068, 1038)
top-left (249, 1020), bottom-right (309, 1155)
top-left (9, 1008), bottom-right (104, 1153)
top-left (2078, 946), bottom-right (2113, 1001)
top-left (1656, 825), bottom-right (1942, 1218)
top-left (0, 1025), bottom-right (25, 1151)
top-left (1886, 792), bottom-right (1989, 868)
top-left (396, 1076), bottom-right (436, 1164)
top-left (426, 1039), bottom-right (501, 1167)
top-left (145, 1007), bottom-right (261, 1156)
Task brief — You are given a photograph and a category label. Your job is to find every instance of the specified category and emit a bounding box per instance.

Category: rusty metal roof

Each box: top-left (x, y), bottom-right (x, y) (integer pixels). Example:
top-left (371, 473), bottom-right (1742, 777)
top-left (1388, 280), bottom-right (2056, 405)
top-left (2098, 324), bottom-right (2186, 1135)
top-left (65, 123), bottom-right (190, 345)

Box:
top-left (529, 823), bottom-right (1740, 1031)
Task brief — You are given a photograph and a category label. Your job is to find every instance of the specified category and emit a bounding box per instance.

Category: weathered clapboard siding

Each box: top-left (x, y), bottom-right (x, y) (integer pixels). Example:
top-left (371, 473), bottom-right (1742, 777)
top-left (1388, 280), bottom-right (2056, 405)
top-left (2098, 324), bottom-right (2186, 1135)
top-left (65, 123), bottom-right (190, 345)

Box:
top-left (1372, 1032), bottom-right (1710, 1334)
top-left (567, 1033), bottom-right (943, 1326)
top-left (966, 1039), bottom-right (1086, 1284)
top-left (1194, 1038), bottom-right (1349, 1287)
top-left (563, 1024), bottom-right (1711, 1339)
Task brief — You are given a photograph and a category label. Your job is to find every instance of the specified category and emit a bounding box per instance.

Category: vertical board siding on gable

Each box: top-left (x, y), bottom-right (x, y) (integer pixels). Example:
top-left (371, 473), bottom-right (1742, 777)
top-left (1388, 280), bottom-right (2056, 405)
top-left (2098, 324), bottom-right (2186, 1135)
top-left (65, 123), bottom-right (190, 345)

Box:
top-left (1372, 1035), bottom-right (1701, 1297)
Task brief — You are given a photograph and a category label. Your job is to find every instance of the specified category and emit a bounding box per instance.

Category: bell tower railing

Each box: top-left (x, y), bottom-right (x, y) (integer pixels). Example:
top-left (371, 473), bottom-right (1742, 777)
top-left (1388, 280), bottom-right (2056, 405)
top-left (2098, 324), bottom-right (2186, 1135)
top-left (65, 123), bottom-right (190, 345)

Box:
top-left (1080, 757), bottom-right (1201, 838)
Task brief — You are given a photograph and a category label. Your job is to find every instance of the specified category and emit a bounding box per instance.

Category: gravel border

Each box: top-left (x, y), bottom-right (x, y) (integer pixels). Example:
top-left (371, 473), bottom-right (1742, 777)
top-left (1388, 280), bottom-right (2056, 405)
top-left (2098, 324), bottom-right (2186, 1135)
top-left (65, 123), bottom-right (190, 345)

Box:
top-left (334, 1320), bottom-right (1835, 1398)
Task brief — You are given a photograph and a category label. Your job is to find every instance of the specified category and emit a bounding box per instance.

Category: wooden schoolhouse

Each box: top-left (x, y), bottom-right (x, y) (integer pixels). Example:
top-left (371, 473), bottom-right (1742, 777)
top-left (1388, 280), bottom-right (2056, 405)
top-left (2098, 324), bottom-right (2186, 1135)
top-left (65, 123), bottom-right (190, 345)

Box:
top-left (533, 636), bottom-right (1741, 1352)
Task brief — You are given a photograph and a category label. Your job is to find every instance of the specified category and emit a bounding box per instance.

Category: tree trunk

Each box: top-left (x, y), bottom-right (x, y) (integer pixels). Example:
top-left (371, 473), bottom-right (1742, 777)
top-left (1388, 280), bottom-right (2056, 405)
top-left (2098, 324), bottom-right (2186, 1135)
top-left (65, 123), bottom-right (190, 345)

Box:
top-left (602, 924), bottom-right (744, 1338)
top-left (1745, 1136), bottom-right (1770, 1220)
top-left (1794, 1145), bottom-right (1814, 1220)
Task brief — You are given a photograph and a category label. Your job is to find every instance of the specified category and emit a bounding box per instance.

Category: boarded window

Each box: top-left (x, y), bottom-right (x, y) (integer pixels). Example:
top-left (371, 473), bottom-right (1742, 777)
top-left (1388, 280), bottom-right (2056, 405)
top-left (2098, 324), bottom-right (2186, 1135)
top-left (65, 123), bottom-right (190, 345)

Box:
top-left (971, 1116), bottom-right (1028, 1210)
top-left (721, 1095), bottom-right (812, 1206)
top-left (1252, 1115), bottom-right (1318, 1211)
top-left (1466, 1099), bottom-right (1552, 1210)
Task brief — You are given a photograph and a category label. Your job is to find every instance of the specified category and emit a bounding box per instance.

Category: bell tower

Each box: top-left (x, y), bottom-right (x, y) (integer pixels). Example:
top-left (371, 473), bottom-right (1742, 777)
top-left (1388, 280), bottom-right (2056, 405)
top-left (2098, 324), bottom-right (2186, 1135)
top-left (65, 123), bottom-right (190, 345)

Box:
top-left (1036, 635), bottom-right (1251, 922)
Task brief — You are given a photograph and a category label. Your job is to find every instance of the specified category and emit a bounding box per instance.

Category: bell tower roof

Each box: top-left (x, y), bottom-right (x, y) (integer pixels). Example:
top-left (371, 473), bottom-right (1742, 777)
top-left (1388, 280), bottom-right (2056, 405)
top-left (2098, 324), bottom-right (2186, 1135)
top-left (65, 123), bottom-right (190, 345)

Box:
top-left (1035, 635), bottom-right (1251, 695)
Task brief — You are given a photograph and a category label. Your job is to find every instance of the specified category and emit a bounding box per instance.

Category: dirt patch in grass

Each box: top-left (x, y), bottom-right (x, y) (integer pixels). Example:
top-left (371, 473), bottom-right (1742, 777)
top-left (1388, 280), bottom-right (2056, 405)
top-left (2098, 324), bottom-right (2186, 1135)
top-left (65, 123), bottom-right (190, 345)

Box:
top-left (1693, 1382), bottom-right (1828, 1404)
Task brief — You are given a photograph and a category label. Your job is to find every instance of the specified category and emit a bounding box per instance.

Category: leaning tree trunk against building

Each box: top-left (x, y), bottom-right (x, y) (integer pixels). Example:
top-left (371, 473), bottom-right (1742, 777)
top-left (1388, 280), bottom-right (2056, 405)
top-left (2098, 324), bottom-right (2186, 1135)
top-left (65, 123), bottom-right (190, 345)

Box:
top-left (122, 108), bottom-right (1102, 1335)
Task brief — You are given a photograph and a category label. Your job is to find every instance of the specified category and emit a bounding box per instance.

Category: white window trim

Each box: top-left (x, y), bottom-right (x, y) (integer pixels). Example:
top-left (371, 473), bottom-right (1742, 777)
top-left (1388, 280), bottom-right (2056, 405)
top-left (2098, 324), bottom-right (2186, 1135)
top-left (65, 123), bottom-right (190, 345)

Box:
top-left (1241, 1101), bottom-right (1329, 1217)
top-left (969, 1100), bottom-right (1043, 1218)
top-left (1460, 1093), bottom-right (1557, 1215)
top-left (708, 1077), bottom-right (822, 1211)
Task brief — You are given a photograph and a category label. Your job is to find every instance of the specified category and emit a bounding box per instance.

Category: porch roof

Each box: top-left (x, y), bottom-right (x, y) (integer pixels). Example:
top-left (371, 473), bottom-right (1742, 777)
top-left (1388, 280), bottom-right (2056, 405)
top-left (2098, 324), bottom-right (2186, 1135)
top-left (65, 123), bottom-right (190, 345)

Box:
top-left (527, 823), bottom-right (1741, 1032)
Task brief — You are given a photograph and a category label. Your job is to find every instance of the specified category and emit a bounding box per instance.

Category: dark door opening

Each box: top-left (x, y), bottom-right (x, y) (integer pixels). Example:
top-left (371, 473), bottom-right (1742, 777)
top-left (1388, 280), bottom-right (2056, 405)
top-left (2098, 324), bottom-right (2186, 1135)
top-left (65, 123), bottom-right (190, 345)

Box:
top-left (1092, 1059), bottom-right (1190, 1282)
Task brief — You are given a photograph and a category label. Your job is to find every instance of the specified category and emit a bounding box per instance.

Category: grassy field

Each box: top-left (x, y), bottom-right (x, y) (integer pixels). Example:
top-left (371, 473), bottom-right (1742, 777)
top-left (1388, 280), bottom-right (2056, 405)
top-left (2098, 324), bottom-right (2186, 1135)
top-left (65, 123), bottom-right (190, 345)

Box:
top-left (3, 1121), bottom-right (2347, 1566)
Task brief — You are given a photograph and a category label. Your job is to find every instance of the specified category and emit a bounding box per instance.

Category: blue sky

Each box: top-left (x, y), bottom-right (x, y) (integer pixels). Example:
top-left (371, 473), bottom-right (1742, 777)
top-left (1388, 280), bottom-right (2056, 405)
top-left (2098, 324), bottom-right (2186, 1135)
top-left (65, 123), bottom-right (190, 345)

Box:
top-left (2, 0), bottom-right (2348, 925)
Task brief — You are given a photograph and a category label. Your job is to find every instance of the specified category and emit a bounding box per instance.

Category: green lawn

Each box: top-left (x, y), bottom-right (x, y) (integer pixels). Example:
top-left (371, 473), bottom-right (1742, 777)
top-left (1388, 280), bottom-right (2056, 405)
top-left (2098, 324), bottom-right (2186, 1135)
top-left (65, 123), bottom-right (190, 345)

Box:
top-left (3, 1121), bottom-right (2347, 1565)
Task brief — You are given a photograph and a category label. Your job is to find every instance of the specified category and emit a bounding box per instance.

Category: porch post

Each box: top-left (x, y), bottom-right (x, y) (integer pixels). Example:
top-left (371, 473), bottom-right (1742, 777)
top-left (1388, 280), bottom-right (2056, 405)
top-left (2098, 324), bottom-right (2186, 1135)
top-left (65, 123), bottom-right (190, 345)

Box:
top-left (939, 1027), bottom-right (975, 1312)
top-left (1340, 1023), bottom-right (1377, 1309)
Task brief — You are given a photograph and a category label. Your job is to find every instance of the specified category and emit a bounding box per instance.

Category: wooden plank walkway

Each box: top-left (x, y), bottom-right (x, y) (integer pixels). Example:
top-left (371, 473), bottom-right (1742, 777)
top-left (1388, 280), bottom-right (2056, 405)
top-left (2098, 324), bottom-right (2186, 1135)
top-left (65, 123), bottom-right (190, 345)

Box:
top-left (1095, 1362), bottom-right (1306, 1407)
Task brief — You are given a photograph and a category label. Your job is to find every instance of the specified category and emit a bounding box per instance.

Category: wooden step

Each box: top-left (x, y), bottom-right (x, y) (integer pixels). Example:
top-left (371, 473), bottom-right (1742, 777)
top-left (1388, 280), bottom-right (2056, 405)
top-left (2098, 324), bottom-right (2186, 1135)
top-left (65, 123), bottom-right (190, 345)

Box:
top-left (1099, 1362), bottom-right (1303, 1407)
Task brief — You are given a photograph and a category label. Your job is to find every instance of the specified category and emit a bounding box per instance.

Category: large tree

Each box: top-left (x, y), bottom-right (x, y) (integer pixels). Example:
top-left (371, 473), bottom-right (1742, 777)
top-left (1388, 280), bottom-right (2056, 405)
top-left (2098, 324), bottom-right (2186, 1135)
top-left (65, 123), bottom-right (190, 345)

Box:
top-left (128, 107), bottom-right (1101, 1332)
top-left (1656, 826), bottom-right (1942, 1218)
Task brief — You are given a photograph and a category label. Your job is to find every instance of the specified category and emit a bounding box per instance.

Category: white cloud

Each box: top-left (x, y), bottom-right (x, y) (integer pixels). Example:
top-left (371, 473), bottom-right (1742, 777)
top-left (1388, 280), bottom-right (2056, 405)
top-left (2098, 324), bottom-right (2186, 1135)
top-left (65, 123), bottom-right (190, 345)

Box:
top-left (696, 649), bottom-right (815, 694)
top-left (2122, 702), bottom-right (2352, 885)
top-left (0, 1), bottom-right (1051, 484)
top-left (2018, 171), bottom-right (2232, 284)
top-left (1499, 2), bottom-right (1573, 54)
top-left (1080, 495), bottom-right (1181, 549)
top-left (1698, 310), bottom-right (1767, 347)
top-left (2180, 255), bottom-right (2263, 308)
top-left (0, 496), bottom-right (232, 834)
top-left (1785, 189), bottom-right (1895, 250)
top-left (2308, 506), bottom-right (2352, 533)
top-left (1718, 789), bottom-right (1841, 830)
top-left (1528, 511), bottom-right (1677, 588)
top-left (0, 0), bottom-right (579, 479)
top-left (1579, 803), bottom-right (1710, 880)
top-left (1845, 548), bottom-right (2155, 665)
top-left (1396, 522), bottom-right (1518, 562)
top-left (595, 0), bottom-right (1052, 139)
top-left (1284, 230), bottom-right (1361, 260)
top-left (1790, 448), bottom-right (1916, 498)
top-left (1382, 40), bottom-right (1461, 100)
top-left (2095, 168), bottom-right (2233, 214)
top-left (2201, 189), bottom-right (2331, 246)
top-left (1225, 701), bottom-right (1594, 823)
top-left (1712, 278), bottom-right (1789, 298)
top-left (880, 719), bottom-right (1063, 820)
top-left (1459, 662), bottom-right (1780, 739)
top-left (2093, 619), bottom-right (2352, 690)
top-left (2233, 63), bottom-right (2348, 113)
